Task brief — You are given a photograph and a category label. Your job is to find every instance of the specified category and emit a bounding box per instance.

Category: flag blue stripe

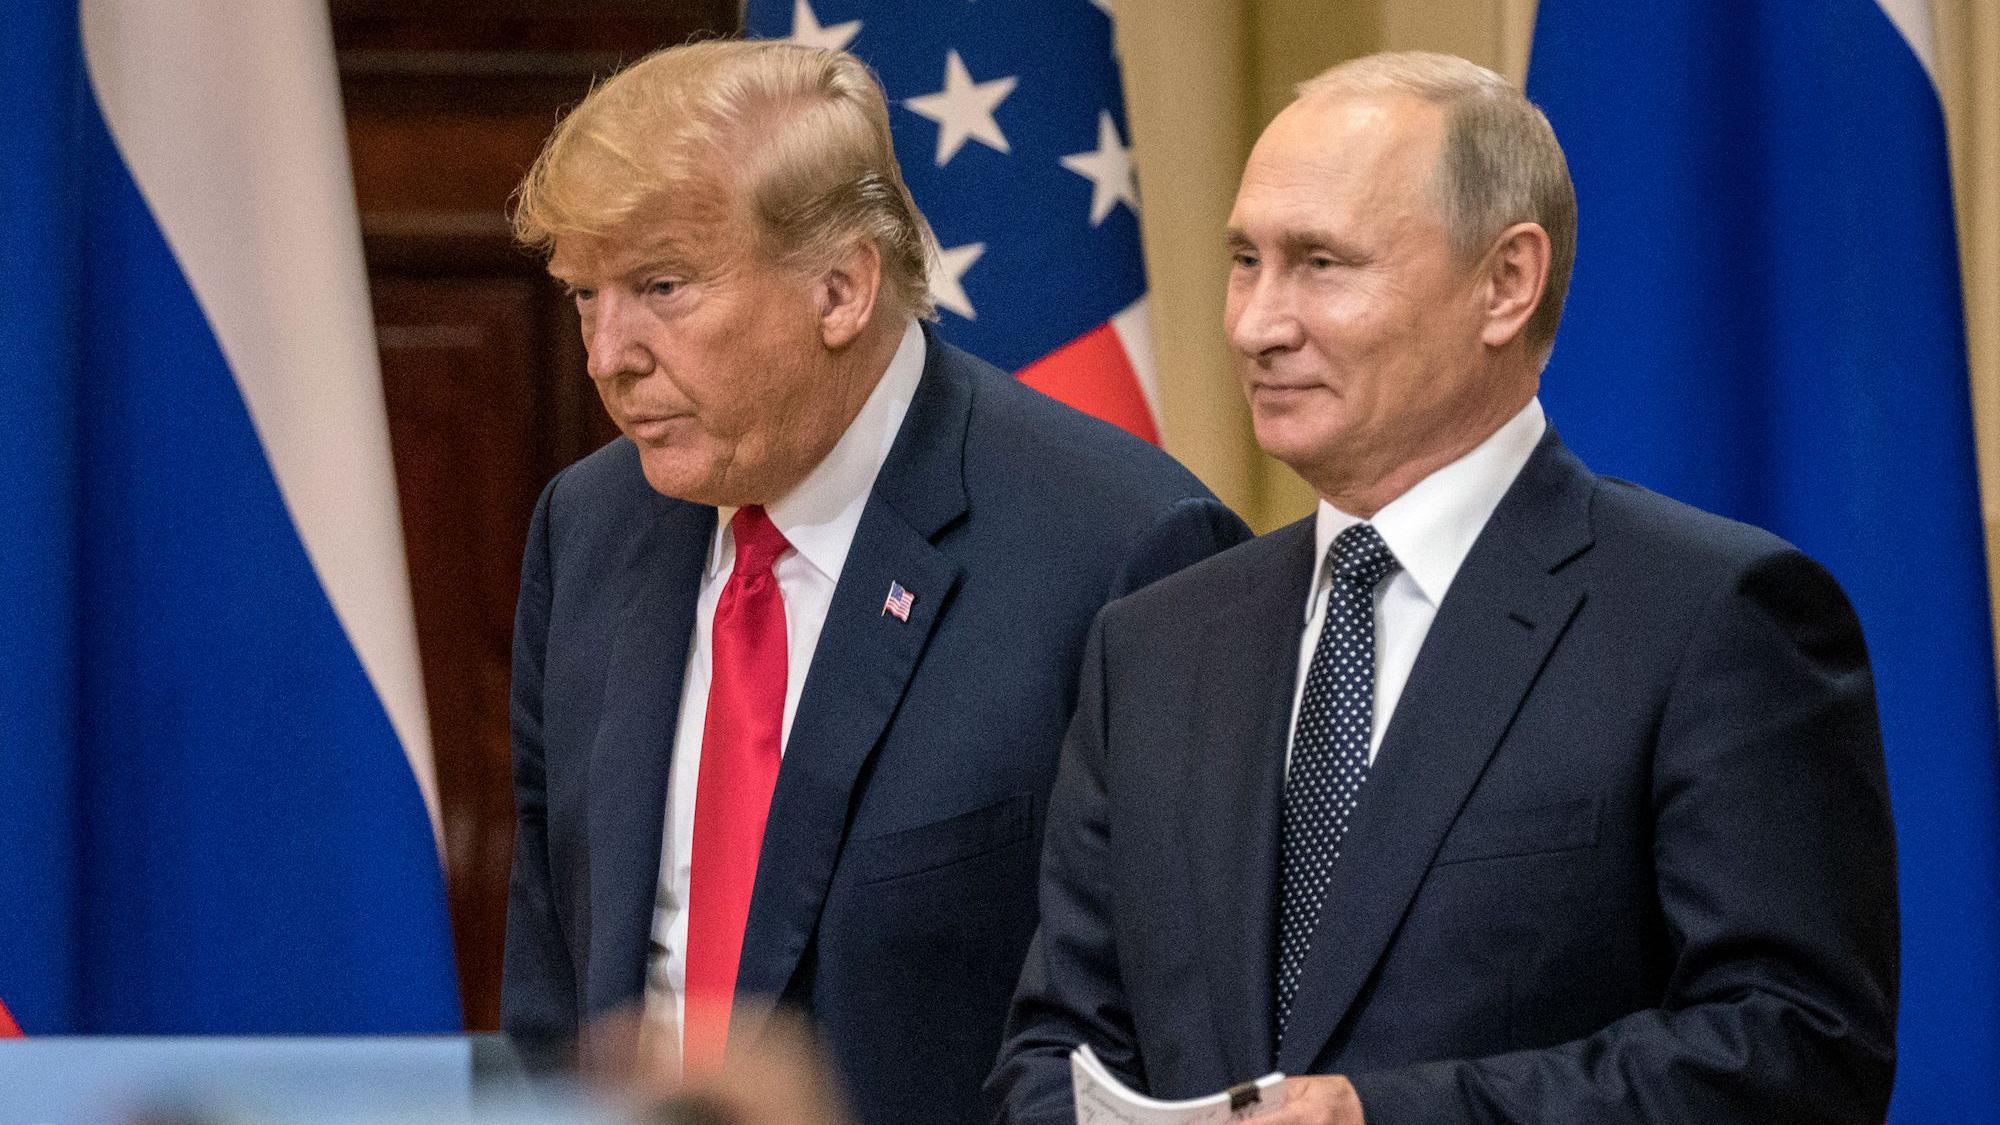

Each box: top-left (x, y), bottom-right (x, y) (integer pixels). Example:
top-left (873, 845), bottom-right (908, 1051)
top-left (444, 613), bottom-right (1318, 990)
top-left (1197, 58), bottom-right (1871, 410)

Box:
top-left (1528, 1), bottom-right (2000, 1116)
top-left (1, 0), bottom-right (102, 1035)
top-left (0, 0), bottom-right (459, 1033)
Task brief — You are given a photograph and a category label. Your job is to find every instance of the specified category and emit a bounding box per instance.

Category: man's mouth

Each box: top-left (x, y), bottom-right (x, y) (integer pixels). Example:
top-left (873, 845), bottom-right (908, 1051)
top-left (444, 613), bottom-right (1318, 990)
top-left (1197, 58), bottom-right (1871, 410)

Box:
top-left (625, 414), bottom-right (684, 443)
top-left (1251, 381), bottom-right (1322, 400)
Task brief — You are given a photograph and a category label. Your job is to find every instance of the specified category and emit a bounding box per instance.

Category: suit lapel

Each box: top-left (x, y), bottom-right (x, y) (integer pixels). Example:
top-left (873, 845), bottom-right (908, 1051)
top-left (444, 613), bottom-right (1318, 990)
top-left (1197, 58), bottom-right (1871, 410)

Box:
top-left (1180, 519), bottom-right (1317, 1081)
top-left (584, 493), bottom-right (714, 1015)
top-left (1276, 433), bottom-right (1596, 1075)
top-left (733, 330), bottom-right (973, 1018)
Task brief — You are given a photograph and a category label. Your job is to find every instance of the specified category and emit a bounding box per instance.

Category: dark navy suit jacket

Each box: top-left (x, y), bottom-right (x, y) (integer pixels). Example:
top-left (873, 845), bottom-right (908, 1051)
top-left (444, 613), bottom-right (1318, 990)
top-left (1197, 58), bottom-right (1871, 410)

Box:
top-left (500, 332), bottom-right (1249, 1125)
top-left (993, 431), bottom-right (1899, 1124)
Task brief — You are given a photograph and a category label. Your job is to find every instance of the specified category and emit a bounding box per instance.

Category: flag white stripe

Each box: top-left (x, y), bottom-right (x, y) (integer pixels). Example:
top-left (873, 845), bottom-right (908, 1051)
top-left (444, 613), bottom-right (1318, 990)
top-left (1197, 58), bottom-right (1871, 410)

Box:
top-left (1110, 298), bottom-right (1162, 427)
top-left (1875, 0), bottom-right (1938, 85)
top-left (80, 0), bottom-right (442, 841)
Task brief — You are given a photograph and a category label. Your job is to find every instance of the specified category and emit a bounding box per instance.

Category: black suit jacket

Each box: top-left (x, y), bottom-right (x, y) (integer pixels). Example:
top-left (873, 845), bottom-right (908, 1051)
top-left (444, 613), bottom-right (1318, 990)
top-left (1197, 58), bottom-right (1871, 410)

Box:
top-left (993, 431), bottom-right (1898, 1124)
top-left (500, 333), bottom-right (1249, 1125)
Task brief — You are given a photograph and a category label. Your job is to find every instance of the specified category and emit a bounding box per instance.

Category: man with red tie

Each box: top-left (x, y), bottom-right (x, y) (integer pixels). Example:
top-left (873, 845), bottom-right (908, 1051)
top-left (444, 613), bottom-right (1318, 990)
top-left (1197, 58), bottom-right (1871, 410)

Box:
top-left (498, 39), bottom-right (1247, 1125)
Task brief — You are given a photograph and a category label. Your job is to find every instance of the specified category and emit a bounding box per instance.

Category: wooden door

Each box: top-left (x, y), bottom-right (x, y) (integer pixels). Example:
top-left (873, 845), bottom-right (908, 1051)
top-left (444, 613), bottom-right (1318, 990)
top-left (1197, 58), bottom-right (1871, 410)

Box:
top-left (333, 0), bottom-right (740, 1030)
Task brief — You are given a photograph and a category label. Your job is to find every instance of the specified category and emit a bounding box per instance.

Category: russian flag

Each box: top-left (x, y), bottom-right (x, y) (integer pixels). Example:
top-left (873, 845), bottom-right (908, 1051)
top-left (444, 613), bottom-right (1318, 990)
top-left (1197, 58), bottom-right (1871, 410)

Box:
top-left (1528, 1), bottom-right (1997, 1116)
top-left (0, 0), bottom-right (460, 1032)
top-left (747, 1), bottom-right (1162, 443)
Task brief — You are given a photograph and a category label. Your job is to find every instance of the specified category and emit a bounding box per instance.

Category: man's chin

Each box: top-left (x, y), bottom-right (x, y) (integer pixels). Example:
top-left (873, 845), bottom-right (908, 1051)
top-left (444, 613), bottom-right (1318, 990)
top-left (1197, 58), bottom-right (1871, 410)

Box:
top-left (638, 451), bottom-right (794, 510)
top-left (636, 452), bottom-right (725, 506)
top-left (1250, 417), bottom-right (1338, 475)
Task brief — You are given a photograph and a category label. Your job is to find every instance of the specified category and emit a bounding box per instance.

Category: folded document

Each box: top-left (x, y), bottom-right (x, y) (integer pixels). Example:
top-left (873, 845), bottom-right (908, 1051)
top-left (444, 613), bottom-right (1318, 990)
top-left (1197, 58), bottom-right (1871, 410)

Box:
top-left (1071, 1044), bottom-right (1285, 1124)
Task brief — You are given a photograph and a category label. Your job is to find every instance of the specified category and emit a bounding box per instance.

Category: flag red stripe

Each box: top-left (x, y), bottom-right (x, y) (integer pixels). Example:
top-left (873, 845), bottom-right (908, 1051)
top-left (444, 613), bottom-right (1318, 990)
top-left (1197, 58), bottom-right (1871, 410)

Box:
top-left (0, 998), bottom-right (20, 1037)
top-left (1016, 322), bottom-right (1159, 445)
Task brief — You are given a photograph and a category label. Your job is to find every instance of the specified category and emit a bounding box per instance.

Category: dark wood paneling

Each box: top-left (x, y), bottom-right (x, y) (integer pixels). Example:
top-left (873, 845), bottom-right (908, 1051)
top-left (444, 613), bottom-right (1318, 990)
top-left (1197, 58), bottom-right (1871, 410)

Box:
top-left (374, 276), bottom-right (538, 1033)
top-left (338, 1), bottom-right (734, 1029)
top-left (334, 2), bottom-right (740, 114)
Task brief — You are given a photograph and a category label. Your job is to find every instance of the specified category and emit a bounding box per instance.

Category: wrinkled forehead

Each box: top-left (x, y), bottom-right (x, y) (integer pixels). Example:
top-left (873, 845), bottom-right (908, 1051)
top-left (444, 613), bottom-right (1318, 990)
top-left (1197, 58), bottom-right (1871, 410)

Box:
top-left (546, 191), bottom-right (752, 281)
top-left (1251, 93), bottom-right (1446, 199)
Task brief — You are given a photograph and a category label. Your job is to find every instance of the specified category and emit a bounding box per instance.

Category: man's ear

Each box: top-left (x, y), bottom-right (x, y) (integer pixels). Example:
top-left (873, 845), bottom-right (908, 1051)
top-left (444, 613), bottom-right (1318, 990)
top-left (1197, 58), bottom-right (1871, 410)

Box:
top-left (1478, 222), bottom-right (1551, 350)
top-left (816, 239), bottom-right (884, 350)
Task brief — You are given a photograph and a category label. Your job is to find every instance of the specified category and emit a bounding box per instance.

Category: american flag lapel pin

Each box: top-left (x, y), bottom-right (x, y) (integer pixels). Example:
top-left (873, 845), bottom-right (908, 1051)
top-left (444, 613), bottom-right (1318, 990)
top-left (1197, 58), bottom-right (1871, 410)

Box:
top-left (882, 580), bottom-right (915, 622)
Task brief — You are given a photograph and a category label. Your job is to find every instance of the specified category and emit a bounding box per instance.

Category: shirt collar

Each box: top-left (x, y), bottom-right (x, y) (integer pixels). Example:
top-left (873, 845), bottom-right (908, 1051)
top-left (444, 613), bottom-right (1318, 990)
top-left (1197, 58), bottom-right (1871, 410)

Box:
top-left (1308, 396), bottom-right (1547, 620)
top-left (707, 319), bottom-right (927, 582)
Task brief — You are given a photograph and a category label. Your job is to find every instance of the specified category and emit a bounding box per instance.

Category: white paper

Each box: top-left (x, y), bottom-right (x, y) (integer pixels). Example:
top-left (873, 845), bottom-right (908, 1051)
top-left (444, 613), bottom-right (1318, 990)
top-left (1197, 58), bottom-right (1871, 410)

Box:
top-left (1071, 1044), bottom-right (1286, 1125)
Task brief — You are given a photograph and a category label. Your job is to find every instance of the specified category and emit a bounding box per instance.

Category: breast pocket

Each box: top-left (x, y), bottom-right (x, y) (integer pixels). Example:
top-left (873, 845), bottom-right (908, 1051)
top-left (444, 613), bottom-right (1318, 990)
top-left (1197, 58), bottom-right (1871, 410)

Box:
top-left (1433, 796), bottom-right (1600, 866)
top-left (841, 792), bottom-right (1040, 886)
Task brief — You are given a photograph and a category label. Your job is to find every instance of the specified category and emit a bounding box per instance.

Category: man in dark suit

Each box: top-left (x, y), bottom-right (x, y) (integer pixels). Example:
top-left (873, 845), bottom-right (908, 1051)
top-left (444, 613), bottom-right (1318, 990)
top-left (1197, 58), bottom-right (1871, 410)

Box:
top-left (498, 39), bottom-right (1247, 1125)
top-left (991, 51), bottom-right (1898, 1124)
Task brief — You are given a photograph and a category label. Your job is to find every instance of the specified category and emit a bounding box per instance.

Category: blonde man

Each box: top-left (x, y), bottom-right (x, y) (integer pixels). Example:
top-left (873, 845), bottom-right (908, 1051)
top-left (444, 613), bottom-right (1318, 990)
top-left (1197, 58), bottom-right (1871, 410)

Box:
top-left (501, 39), bottom-right (1247, 1125)
top-left (993, 52), bottom-right (1895, 1125)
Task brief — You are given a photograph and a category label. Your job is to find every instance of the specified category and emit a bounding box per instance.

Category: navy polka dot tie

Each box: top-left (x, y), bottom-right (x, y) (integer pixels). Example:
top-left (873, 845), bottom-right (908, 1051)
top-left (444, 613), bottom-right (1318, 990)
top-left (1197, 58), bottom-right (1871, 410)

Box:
top-left (1275, 522), bottom-right (1399, 1045)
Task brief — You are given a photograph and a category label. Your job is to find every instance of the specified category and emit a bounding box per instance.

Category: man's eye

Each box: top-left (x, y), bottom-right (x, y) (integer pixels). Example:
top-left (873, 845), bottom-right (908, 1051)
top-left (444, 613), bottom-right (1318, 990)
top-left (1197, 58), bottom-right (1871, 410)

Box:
top-left (1308, 255), bottom-right (1338, 269)
top-left (1232, 252), bottom-right (1259, 270)
top-left (648, 279), bottom-right (680, 296)
top-left (566, 287), bottom-right (595, 303)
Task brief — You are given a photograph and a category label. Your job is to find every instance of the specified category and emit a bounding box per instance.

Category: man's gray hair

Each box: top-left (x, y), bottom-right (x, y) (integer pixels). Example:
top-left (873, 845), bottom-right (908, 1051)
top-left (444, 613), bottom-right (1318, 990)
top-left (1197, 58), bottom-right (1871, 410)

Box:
top-left (1298, 52), bottom-right (1577, 361)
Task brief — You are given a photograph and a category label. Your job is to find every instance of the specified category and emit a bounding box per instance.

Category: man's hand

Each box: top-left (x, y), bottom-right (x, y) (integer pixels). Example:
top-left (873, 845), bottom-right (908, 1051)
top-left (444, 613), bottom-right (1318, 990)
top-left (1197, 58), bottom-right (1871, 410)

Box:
top-left (581, 1002), bottom-right (855, 1125)
top-left (1260, 1075), bottom-right (1365, 1125)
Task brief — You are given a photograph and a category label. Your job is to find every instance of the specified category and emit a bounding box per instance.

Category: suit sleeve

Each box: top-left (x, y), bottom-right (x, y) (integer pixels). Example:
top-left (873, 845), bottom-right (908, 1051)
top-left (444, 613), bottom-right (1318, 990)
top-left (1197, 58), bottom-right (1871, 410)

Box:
top-left (988, 612), bottom-right (1142, 1125)
top-left (1348, 548), bottom-right (1899, 1125)
top-left (1108, 495), bottom-right (1251, 601)
top-left (499, 473), bottom-right (581, 1044)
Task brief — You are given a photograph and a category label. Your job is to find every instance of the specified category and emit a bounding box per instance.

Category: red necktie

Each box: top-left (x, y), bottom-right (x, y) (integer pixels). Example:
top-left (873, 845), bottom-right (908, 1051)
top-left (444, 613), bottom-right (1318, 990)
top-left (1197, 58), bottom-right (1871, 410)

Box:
top-left (684, 505), bottom-right (790, 1064)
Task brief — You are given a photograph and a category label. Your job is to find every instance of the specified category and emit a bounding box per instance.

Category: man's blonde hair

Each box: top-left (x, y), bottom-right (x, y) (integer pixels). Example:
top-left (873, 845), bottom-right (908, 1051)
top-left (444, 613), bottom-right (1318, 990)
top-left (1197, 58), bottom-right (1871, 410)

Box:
top-left (513, 39), bottom-right (934, 320)
top-left (1299, 52), bottom-right (1577, 361)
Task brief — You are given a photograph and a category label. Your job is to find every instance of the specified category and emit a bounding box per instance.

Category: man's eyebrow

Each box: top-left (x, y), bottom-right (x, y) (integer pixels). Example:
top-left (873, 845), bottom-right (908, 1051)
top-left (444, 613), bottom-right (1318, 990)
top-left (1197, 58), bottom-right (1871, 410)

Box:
top-left (625, 234), bottom-right (696, 268)
top-left (547, 248), bottom-right (694, 287)
top-left (1223, 227), bottom-right (1368, 263)
top-left (1281, 229), bottom-right (1363, 256)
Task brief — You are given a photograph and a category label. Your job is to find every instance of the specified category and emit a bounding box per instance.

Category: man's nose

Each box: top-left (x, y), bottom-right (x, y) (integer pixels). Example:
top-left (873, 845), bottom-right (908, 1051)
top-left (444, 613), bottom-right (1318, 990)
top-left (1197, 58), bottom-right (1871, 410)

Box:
top-left (1228, 273), bottom-right (1305, 359)
top-left (583, 293), bottom-right (654, 382)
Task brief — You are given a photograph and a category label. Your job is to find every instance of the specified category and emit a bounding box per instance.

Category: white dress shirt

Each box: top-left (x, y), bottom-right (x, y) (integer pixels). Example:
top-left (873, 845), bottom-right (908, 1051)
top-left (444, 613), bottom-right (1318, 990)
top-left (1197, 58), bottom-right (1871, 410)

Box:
top-left (644, 321), bottom-right (926, 1031)
top-left (1286, 398), bottom-right (1547, 771)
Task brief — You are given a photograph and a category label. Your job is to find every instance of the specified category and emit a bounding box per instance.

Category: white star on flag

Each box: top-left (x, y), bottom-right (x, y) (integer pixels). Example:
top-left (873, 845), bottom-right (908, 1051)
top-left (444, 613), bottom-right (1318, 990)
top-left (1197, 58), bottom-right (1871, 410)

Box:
top-left (904, 50), bottom-right (1018, 167)
top-left (787, 0), bottom-right (861, 51)
top-left (928, 241), bottom-right (987, 320)
top-left (1061, 110), bottom-right (1138, 226)
top-left (743, 0), bottom-right (1163, 443)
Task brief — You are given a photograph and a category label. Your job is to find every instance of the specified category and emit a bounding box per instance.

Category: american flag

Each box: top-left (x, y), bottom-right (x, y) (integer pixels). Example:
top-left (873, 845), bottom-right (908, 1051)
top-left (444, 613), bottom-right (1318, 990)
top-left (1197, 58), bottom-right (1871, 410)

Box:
top-left (747, 0), bottom-right (1160, 443)
top-left (882, 580), bottom-right (916, 622)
